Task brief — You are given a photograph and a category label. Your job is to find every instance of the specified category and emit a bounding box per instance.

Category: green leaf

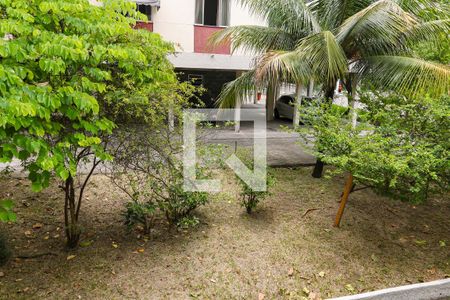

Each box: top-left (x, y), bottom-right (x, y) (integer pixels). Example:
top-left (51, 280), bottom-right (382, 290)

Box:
top-left (57, 167), bottom-right (69, 181)
top-left (0, 199), bottom-right (15, 222)
top-left (31, 181), bottom-right (43, 192)
top-left (0, 199), bottom-right (14, 210)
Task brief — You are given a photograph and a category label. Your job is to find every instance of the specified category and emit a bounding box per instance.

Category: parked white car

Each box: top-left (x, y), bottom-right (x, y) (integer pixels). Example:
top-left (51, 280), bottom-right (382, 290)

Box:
top-left (274, 94), bottom-right (295, 119)
top-left (274, 94), bottom-right (315, 120)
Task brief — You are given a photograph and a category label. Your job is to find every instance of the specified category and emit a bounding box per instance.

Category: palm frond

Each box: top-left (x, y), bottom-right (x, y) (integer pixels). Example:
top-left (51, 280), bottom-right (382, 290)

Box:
top-left (310, 0), bottom-right (374, 29)
top-left (336, 0), bottom-right (417, 56)
top-left (364, 55), bottom-right (450, 97)
top-left (238, 0), bottom-right (321, 35)
top-left (403, 19), bottom-right (450, 46)
top-left (208, 25), bottom-right (298, 54)
top-left (215, 70), bottom-right (259, 109)
top-left (395, 0), bottom-right (448, 20)
top-left (295, 31), bottom-right (348, 85)
top-left (254, 51), bottom-right (313, 83)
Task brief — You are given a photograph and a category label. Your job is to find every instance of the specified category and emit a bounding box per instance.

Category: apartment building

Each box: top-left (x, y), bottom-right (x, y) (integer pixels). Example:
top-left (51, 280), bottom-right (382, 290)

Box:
top-left (133, 0), bottom-right (263, 107)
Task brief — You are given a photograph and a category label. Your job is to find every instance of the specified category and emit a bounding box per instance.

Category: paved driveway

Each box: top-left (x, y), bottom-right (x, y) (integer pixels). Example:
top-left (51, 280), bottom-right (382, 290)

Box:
top-left (202, 104), bottom-right (316, 167)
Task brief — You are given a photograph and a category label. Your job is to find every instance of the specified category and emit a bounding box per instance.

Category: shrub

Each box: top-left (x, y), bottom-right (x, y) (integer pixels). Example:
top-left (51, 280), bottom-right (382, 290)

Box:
top-left (298, 93), bottom-right (449, 203)
top-left (237, 171), bottom-right (275, 214)
top-left (162, 185), bottom-right (209, 224)
top-left (234, 149), bottom-right (275, 214)
top-left (176, 216), bottom-right (200, 229)
top-left (109, 124), bottom-right (220, 228)
top-left (123, 200), bottom-right (157, 234)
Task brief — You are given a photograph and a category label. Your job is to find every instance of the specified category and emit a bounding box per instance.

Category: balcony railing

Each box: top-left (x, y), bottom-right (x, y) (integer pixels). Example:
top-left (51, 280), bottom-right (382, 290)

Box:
top-left (134, 21), bottom-right (153, 32)
top-left (194, 25), bottom-right (230, 55)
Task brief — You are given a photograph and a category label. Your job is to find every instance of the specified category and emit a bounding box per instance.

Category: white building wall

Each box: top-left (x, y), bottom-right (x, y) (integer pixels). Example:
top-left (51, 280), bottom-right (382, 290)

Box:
top-left (151, 0), bottom-right (196, 52)
top-left (229, 0), bottom-right (265, 56)
top-left (152, 0), bottom-right (264, 56)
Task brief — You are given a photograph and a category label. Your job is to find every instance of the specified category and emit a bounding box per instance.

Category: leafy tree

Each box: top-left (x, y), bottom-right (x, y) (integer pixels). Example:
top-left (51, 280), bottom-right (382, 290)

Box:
top-left (0, 0), bottom-right (178, 247)
top-left (298, 93), bottom-right (449, 203)
top-left (212, 0), bottom-right (449, 177)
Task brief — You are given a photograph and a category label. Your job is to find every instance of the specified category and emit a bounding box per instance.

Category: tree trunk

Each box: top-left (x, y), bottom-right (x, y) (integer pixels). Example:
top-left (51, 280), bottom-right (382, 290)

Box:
top-left (64, 176), bottom-right (80, 248)
top-left (168, 106), bottom-right (174, 132)
top-left (312, 160), bottom-right (324, 178)
top-left (311, 86), bottom-right (335, 178)
top-left (334, 173), bottom-right (354, 227)
top-left (266, 82), bottom-right (277, 121)
top-left (307, 79), bottom-right (314, 97)
top-left (346, 73), bottom-right (358, 128)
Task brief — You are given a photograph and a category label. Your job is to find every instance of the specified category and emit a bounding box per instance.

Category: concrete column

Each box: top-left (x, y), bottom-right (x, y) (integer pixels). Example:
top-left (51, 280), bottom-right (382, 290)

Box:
top-left (235, 71), bottom-right (243, 133)
top-left (293, 82), bottom-right (303, 128)
top-left (234, 96), bottom-right (241, 133)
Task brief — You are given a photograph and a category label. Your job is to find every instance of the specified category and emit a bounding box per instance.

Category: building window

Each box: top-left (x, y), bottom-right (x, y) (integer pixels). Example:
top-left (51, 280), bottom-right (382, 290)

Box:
top-left (195, 0), bottom-right (229, 26)
top-left (136, 4), bottom-right (152, 21)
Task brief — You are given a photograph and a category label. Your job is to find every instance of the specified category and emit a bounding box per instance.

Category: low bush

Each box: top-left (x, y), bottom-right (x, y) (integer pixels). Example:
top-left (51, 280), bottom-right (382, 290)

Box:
top-left (109, 124), bottom-right (222, 230)
top-left (237, 171), bottom-right (275, 214)
top-left (235, 149), bottom-right (275, 214)
top-left (123, 200), bottom-right (157, 234)
top-left (161, 186), bottom-right (209, 224)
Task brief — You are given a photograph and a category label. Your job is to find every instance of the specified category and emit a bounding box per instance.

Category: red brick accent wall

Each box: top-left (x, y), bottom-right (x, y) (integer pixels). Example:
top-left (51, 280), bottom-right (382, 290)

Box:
top-left (134, 21), bottom-right (153, 32)
top-left (194, 25), bottom-right (230, 55)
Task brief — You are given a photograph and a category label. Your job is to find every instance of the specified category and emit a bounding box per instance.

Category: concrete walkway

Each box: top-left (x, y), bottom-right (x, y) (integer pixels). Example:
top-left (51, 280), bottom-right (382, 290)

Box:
top-left (203, 103), bottom-right (316, 167)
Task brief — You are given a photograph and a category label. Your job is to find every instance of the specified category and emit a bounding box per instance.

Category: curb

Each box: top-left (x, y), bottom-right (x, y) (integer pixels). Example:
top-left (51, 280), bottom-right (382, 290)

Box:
top-left (330, 278), bottom-right (450, 300)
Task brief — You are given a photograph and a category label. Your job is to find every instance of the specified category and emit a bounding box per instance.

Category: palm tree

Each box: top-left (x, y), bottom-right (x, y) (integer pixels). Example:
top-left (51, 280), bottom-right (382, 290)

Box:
top-left (211, 0), bottom-right (450, 177)
top-left (210, 0), bottom-right (319, 123)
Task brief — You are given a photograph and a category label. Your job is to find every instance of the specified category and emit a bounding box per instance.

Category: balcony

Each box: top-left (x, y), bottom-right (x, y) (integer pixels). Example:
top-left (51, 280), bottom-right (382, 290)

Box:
top-left (194, 25), bottom-right (230, 55)
top-left (134, 21), bottom-right (153, 32)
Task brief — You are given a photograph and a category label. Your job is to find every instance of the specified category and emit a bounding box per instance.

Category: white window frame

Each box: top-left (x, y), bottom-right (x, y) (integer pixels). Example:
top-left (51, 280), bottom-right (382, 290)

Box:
top-left (195, 0), bottom-right (230, 27)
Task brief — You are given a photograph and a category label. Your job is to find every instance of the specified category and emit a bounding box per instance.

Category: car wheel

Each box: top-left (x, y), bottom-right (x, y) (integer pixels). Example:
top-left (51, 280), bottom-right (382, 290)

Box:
top-left (274, 109), bottom-right (280, 119)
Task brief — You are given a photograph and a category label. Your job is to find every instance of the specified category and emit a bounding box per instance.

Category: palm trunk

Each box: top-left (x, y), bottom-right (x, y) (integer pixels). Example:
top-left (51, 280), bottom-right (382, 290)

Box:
top-left (266, 82), bottom-right (277, 121)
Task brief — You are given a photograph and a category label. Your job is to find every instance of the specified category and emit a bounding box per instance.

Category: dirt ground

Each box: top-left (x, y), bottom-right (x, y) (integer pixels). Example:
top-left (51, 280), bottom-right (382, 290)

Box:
top-left (0, 167), bottom-right (449, 299)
